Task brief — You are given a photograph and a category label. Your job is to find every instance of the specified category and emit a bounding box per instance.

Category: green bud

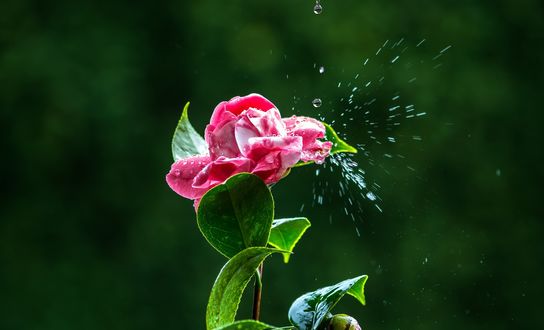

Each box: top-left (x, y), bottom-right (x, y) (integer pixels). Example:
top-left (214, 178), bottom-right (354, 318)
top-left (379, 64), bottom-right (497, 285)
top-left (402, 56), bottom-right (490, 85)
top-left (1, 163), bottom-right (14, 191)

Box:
top-left (326, 314), bottom-right (362, 330)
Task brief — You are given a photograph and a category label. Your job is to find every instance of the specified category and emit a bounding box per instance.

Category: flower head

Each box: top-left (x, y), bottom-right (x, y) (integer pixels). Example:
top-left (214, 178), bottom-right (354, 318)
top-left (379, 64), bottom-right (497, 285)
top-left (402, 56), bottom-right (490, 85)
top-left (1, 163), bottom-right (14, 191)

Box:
top-left (166, 93), bottom-right (332, 206)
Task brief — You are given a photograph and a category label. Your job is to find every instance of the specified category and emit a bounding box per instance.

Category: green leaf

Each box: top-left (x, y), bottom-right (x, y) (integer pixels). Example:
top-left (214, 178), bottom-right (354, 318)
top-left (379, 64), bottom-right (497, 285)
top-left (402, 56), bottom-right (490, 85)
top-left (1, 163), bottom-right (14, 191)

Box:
top-left (206, 247), bottom-right (284, 330)
top-left (288, 275), bottom-right (368, 330)
top-left (197, 173), bottom-right (274, 258)
top-left (269, 218), bottom-right (311, 263)
top-left (214, 320), bottom-right (291, 330)
top-left (323, 122), bottom-right (357, 154)
top-left (171, 102), bottom-right (208, 161)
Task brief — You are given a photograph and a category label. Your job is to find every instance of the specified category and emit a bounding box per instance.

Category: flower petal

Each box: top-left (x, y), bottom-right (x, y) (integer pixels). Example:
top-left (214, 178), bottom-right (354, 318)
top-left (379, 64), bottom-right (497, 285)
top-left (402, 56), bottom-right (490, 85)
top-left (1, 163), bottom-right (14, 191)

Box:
top-left (300, 140), bottom-right (333, 164)
top-left (235, 108), bottom-right (287, 155)
top-left (166, 155), bottom-right (211, 200)
top-left (246, 108), bottom-right (286, 136)
top-left (205, 121), bottom-right (241, 159)
top-left (283, 115), bottom-right (325, 141)
top-left (283, 116), bottom-right (331, 163)
top-left (210, 93), bottom-right (276, 126)
top-left (193, 156), bottom-right (253, 190)
top-left (246, 136), bottom-right (302, 183)
top-left (234, 114), bottom-right (261, 156)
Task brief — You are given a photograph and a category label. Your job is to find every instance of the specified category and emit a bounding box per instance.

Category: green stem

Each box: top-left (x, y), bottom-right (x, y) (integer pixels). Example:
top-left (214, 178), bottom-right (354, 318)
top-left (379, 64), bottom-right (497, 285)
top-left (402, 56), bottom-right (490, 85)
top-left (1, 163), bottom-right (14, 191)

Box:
top-left (252, 263), bottom-right (264, 320)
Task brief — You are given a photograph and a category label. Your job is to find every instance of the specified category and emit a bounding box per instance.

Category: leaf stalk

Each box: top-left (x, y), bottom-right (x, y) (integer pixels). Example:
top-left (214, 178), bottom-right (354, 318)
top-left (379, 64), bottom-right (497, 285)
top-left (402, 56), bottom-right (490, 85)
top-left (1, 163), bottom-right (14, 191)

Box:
top-left (252, 263), bottom-right (264, 320)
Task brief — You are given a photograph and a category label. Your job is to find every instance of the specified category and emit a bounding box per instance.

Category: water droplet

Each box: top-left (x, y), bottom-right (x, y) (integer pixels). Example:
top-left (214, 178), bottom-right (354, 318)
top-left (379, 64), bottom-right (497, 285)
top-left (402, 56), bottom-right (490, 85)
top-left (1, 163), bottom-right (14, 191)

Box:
top-left (313, 1), bottom-right (322, 14)
top-left (319, 66), bottom-right (325, 74)
top-left (366, 191), bottom-right (376, 201)
top-left (312, 98), bottom-right (322, 108)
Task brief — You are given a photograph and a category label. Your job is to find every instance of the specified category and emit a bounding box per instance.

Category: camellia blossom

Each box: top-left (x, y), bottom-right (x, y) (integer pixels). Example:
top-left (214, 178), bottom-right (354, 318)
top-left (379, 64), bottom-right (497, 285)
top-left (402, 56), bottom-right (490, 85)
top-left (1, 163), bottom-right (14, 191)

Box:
top-left (166, 93), bottom-right (332, 205)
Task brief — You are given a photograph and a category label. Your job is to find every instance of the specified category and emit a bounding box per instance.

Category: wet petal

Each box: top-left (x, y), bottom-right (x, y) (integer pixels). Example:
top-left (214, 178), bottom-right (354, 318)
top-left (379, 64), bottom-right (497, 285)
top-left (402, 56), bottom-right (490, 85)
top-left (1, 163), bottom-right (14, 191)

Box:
top-left (235, 108), bottom-right (287, 155)
top-left (166, 155), bottom-right (211, 200)
top-left (246, 136), bottom-right (302, 183)
top-left (193, 156), bottom-right (253, 189)
top-left (205, 121), bottom-right (241, 159)
top-left (283, 115), bottom-right (331, 163)
top-left (246, 108), bottom-right (286, 136)
top-left (210, 93), bottom-right (276, 126)
top-left (284, 115), bottom-right (325, 142)
top-left (234, 114), bottom-right (261, 156)
top-left (301, 140), bottom-right (333, 164)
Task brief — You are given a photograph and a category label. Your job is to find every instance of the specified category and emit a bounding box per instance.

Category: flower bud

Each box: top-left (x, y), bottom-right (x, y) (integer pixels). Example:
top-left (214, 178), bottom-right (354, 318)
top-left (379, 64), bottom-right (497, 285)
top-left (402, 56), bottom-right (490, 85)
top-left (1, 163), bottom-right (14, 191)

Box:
top-left (326, 314), bottom-right (362, 330)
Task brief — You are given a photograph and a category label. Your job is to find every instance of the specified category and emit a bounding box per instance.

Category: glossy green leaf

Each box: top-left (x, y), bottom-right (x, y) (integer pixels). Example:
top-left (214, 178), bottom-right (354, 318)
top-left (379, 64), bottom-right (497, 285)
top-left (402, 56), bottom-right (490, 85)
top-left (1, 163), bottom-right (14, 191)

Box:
top-left (206, 247), bottom-right (284, 330)
top-left (288, 275), bottom-right (368, 330)
top-left (214, 320), bottom-right (291, 330)
top-left (197, 173), bottom-right (274, 258)
top-left (171, 102), bottom-right (208, 161)
top-left (323, 122), bottom-right (357, 154)
top-left (269, 218), bottom-right (311, 263)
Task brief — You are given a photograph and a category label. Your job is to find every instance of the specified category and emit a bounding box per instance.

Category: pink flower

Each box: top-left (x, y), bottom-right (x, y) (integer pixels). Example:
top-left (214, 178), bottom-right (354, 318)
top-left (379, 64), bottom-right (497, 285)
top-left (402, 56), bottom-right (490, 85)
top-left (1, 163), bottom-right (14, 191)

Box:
top-left (166, 93), bottom-right (332, 204)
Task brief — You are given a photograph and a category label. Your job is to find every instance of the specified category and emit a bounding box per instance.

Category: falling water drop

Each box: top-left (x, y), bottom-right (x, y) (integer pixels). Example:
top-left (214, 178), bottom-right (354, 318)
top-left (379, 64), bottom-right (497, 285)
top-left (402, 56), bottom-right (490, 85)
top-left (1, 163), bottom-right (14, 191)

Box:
top-left (312, 98), bottom-right (322, 108)
top-left (313, 1), bottom-right (323, 14)
top-left (319, 66), bottom-right (325, 74)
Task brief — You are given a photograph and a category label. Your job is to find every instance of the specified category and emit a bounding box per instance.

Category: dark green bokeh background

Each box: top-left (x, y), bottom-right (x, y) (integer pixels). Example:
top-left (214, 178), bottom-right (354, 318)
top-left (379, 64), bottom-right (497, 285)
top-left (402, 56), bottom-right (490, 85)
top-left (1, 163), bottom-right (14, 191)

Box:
top-left (1, 0), bottom-right (543, 329)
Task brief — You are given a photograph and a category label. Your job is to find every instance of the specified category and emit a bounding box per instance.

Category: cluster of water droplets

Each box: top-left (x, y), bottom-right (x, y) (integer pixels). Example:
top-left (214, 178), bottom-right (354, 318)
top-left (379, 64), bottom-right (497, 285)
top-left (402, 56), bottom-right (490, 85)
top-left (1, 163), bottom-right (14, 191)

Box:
top-left (302, 37), bottom-right (452, 235)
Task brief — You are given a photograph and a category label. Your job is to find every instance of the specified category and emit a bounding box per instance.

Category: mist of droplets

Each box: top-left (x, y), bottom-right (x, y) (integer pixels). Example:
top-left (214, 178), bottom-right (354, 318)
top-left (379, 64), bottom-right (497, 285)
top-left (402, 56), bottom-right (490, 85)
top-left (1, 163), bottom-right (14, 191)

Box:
top-left (299, 38), bottom-right (451, 236)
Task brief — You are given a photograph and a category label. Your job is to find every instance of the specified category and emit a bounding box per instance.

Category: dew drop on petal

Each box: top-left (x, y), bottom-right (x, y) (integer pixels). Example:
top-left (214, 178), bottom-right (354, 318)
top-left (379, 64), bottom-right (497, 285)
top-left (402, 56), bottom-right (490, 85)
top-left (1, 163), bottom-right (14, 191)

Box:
top-left (313, 1), bottom-right (322, 14)
top-left (312, 98), bottom-right (322, 108)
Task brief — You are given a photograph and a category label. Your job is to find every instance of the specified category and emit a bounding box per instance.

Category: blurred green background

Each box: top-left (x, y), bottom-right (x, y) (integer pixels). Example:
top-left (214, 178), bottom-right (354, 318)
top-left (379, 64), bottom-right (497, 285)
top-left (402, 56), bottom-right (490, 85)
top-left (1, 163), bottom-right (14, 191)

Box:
top-left (1, 0), bottom-right (543, 329)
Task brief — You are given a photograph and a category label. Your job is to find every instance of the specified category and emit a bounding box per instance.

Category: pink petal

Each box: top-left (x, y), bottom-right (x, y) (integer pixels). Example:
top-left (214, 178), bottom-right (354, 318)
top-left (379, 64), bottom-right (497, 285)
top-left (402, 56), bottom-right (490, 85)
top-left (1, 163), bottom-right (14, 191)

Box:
top-left (234, 114), bottom-right (261, 156)
top-left (193, 198), bottom-right (201, 210)
top-left (166, 155), bottom-right (211, 200)
top-left (246, 136), bottom-right (302, 183)
top-left (283, 115), bottom-right (326, 142)
top-left (245, 108), bottom-right (286, 136)
top-left (235, 108), bottom-right (287, 156)
top-left (209, 103), bottom-right (237, 128)
top-left (210, 93), bottom-right (276, 126)
top-left (193, 156), bottom-right (253, 190)
top-left (205, 121), bottom-right (241, 159)
top-left (283, 115), bottom-right (331, 163)
top-left (300, 140), bottom-right (333, 164)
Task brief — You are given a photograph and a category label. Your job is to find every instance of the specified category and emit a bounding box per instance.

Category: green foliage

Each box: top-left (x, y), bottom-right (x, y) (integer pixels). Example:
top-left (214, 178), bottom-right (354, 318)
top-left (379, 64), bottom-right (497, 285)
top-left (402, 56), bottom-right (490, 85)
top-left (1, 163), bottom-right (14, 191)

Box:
top-left (214, 320), bottom-right (291, 330)
top-left (288, 275), bottom-right (368, 330)
top-left (206, 247), bottom-right (284, 330)
top-left (269, 218), bottom-right (311, 263)
top-left (323, 122), bottom-right (357, 155)
top-left (171, 102), bottom-right (208, 161)
top-left (197, 173), bottom-right (274, 258)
